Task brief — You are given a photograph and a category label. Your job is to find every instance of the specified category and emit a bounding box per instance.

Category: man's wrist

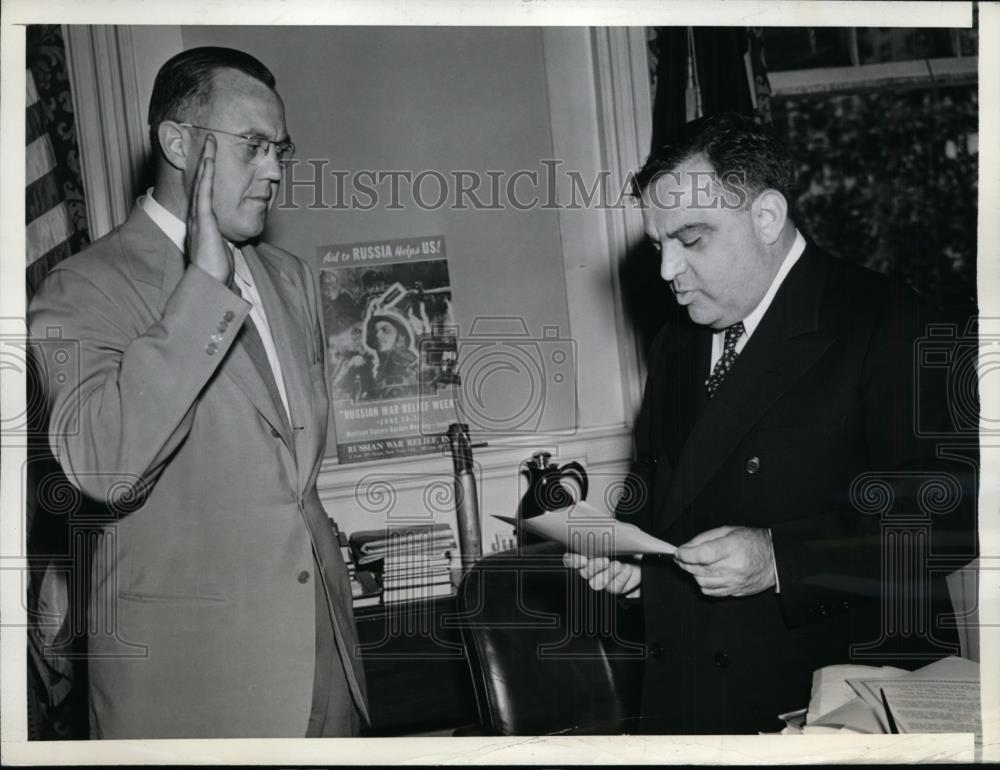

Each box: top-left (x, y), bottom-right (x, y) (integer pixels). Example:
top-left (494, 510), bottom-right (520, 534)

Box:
top-left (768, 528), bottom-right (781, 593)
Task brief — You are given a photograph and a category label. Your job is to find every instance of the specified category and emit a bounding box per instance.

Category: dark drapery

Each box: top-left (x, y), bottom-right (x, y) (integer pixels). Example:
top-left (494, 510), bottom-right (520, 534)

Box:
top-left (25, 24), bottom-right (91, 741)
top-left (650, 26), bottom-right (768, 150)
top-left (624, 27), bottom-right (773, 355)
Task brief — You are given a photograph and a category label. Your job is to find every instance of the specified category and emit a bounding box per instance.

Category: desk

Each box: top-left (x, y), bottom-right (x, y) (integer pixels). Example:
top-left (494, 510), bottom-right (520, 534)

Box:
top-left (355, 595), bottom-right (478, 735)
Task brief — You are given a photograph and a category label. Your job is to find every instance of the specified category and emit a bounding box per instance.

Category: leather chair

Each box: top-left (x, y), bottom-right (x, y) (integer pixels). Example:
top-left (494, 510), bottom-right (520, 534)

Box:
top-left (455, 542), bottom-right (644, 735)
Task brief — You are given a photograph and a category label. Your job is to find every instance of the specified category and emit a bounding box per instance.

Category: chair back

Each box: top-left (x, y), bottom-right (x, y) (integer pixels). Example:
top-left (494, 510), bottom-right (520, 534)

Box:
top-left (455, 544), bottom-right (643, 735)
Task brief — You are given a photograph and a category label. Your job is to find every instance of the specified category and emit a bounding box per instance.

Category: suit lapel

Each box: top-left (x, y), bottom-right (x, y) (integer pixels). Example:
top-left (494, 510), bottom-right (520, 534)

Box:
top-left (119, 206), bottom-right (185, 314)
top-left (237, 319), bottom-right (295, 438)
top-left (242, 245), bottom-right (318, 475)
top-left (661, 322), bottom-right (710, 466)
top-left (118, 207), bottom-right (295, 444)
top-left (657, 248), bottom-right (835, 534)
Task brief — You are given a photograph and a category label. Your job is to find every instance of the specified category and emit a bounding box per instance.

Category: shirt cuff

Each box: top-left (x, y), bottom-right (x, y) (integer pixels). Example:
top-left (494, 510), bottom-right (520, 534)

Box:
top-left (768, 527), bottom-right (781, 593)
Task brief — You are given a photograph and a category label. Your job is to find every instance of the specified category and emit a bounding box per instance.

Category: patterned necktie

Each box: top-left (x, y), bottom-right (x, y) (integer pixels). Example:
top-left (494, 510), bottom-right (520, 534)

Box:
top-left (705, 321), bottom-right (745, 399)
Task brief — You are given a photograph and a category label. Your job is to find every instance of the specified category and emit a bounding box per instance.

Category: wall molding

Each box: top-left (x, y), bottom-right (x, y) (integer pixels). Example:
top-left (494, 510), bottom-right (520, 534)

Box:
top-left (317, 422), bottom-right (634, 499)
top-left (770, 56), bottom-right (978, 97)
top-left (316, 423), bottom-right (634, 541)
top-left (589, 26), bottom-right (654, 417)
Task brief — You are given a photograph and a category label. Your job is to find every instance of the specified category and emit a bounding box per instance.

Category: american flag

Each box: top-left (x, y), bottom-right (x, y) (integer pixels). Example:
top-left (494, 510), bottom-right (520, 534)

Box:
top-left (25, 26), bottom-right (91, 298)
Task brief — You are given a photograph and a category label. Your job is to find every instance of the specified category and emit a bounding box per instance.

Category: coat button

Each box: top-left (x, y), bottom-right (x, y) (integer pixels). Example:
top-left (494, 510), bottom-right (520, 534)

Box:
top-left (223, 310), bottom-right (235, 322)
top-left (298, 570), bottom-right (310, 584)
top-left (745, 456), bottom-right (761, 474)
top-left (713, 651), bottom-right (730, 668)
top-left (271, 427), bottom-right (281, 438)
top-left (217, 321), bottom-right (228, 333)
top-left (205, 342), bottom-right (218, 355)
top-left (649, 643), bottom-right (664, 659)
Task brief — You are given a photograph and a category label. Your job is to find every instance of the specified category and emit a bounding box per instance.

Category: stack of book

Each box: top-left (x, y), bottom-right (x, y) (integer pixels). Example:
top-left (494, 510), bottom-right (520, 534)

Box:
top-left (338, 529), bottom-right (382, 609)
top-left (349, 523), bottom-right (457, 605)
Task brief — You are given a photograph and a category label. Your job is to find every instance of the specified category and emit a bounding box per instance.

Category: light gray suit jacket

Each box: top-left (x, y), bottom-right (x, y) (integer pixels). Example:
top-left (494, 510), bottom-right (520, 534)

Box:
top-left (28, 205), bottom-right (368, 738)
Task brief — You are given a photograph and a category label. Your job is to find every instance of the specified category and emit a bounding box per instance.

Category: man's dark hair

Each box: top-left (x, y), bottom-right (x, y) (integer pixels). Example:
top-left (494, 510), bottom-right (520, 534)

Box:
top-left (633, 112), bottom-right (794, 209)
top-left (147, 46), bottom-right (276, 155)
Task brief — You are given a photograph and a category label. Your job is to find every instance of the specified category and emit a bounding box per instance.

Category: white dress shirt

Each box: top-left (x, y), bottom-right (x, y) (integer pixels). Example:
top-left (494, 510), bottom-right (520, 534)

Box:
top-left (139, 189), bottom-right (292, 421)
top-left (709, 229), bottom-right (806, 371)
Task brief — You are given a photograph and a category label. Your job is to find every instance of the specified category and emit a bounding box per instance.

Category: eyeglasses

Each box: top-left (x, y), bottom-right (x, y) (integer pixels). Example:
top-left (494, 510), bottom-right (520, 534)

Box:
top-left (179, 123), bottom-right (295, 165)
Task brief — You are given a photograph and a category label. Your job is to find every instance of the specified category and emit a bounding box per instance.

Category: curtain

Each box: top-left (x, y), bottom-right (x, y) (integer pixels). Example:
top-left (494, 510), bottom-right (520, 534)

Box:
top-left (650, 26), bottom-right (772, 151)
top-left (625, 27), bottom-right (774, 355)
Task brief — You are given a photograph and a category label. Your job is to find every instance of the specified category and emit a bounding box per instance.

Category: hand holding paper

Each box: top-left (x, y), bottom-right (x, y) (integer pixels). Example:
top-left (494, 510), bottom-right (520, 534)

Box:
top-left (674, 525), bottom-right (775, 597)
top-left (562, 552), bottom-right (642, 594)
top-left (493, 499), bottom-right (676, 558)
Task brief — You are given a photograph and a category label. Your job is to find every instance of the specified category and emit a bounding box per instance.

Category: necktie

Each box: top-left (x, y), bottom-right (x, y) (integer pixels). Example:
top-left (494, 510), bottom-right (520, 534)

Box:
top-left (232, 282), bottom-right (293, 438)
top-left (705, 321), bottom-right (745, 399)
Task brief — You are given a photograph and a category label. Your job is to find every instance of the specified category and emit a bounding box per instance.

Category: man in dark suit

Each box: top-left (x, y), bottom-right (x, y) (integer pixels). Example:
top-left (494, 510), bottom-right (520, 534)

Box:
top-left (566, 112), bottom-right (977, 734)
top-left (29, 47), bottom-right (367, 737)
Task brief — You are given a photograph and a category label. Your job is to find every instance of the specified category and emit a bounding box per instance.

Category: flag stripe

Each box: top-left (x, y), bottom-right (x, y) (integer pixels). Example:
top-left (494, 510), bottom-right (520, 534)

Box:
top-left (26, 169), bottom-right (64, 224)
top-left (26, 241), bottom-right (74, 298)
top-left (26, 202), bottom-right (73, 266)
top-left (26, 68), bottom-right (39, 107)
top-left (26, 134), bottom-right (57, 188)
top-left (26, 101), bottom-right (47, 146)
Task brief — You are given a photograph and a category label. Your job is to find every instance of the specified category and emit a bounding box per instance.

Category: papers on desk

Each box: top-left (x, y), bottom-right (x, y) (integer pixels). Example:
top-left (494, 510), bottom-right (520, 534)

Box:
top-left (846, 656), bottom-right (981, 736)
top-left (788, 656), bottom-right (981, 739)
top-left (493, 500), bottom-right (676, 557)
top-left (806, 664), bottom-right (907, 726)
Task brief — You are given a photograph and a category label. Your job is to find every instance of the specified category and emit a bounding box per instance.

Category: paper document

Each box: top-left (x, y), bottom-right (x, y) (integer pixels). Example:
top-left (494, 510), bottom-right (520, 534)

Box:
top-left (493, 500), bottom-right (676, 557)
top-left (806, 664), bottom-right (907, 725)
top-left (807, 693), bottom-right (888, 734)
top-left (806, 656), bottom-right (979, 736)
top-left (872, 679), bottom-right (981, 735)
top-left (847, 657), bottom-right (980, 736)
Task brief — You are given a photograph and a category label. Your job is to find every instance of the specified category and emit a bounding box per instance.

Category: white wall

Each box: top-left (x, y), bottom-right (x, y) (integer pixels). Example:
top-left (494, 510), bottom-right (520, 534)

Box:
top-left (76, 25), bottom-right (650, 546)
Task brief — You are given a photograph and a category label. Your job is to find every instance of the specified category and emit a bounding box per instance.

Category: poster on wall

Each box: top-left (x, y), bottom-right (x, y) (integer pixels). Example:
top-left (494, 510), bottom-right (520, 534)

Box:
top-left (318, 235), bottom-right (458, 463)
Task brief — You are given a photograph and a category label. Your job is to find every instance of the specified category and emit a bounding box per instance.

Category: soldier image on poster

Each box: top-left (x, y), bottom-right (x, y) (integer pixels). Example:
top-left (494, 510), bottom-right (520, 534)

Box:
top-left (322, 269), bottom-right (457, 403)
top-left (318, 237), bottom-right (459, 462)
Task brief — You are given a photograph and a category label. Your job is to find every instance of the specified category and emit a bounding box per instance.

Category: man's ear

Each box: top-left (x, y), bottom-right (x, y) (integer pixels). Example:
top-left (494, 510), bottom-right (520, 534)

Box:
top-left (751, 189), bottom-right (788, 245)
top-left (157, 121), bottom-right (190, 171)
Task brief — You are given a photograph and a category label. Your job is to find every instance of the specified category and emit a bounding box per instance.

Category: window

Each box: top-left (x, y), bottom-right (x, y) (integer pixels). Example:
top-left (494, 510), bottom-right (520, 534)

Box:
top-left (766, 24), bottom-right (978, 309)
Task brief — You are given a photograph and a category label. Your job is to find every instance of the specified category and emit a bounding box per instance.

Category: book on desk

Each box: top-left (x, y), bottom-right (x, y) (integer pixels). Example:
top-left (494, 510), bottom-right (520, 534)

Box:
top-left (342, 523), bottom-right (459, 609)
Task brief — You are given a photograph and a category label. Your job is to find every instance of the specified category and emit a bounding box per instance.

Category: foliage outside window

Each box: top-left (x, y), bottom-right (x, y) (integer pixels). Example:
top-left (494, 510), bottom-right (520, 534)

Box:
top-left (772, 83), bottom-right (978, 309)
top-left (766, 25), bottom-right (978, 310)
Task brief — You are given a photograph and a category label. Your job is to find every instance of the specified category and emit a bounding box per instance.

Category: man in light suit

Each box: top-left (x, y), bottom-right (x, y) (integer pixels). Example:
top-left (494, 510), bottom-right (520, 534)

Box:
top-left (566, 113), bottom-right (977, 733)
top-left (29, 47), bottom-right (367, 738)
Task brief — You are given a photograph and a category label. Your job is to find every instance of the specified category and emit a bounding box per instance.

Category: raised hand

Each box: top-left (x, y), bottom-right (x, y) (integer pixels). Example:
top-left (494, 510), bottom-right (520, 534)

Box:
top-left (185, 134), bottom-right (232, 285)
top-left (406, 307), bottom-right (425, 337)
top-left (673, 526), bottom-right (776, 597)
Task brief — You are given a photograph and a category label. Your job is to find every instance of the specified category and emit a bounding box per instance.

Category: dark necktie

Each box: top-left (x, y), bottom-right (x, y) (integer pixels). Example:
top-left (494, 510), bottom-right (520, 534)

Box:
top-left (705, 321), bottom-right (745, 399)
top-left (232, 281), bottom-right (293, 438)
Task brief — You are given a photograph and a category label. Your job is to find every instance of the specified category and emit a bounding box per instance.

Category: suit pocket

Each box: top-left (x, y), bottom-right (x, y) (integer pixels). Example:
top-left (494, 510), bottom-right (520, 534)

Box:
top-left (754, 420), bottom-right (845, 450)
top-left (118, 590), bottom-right (226, 605)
